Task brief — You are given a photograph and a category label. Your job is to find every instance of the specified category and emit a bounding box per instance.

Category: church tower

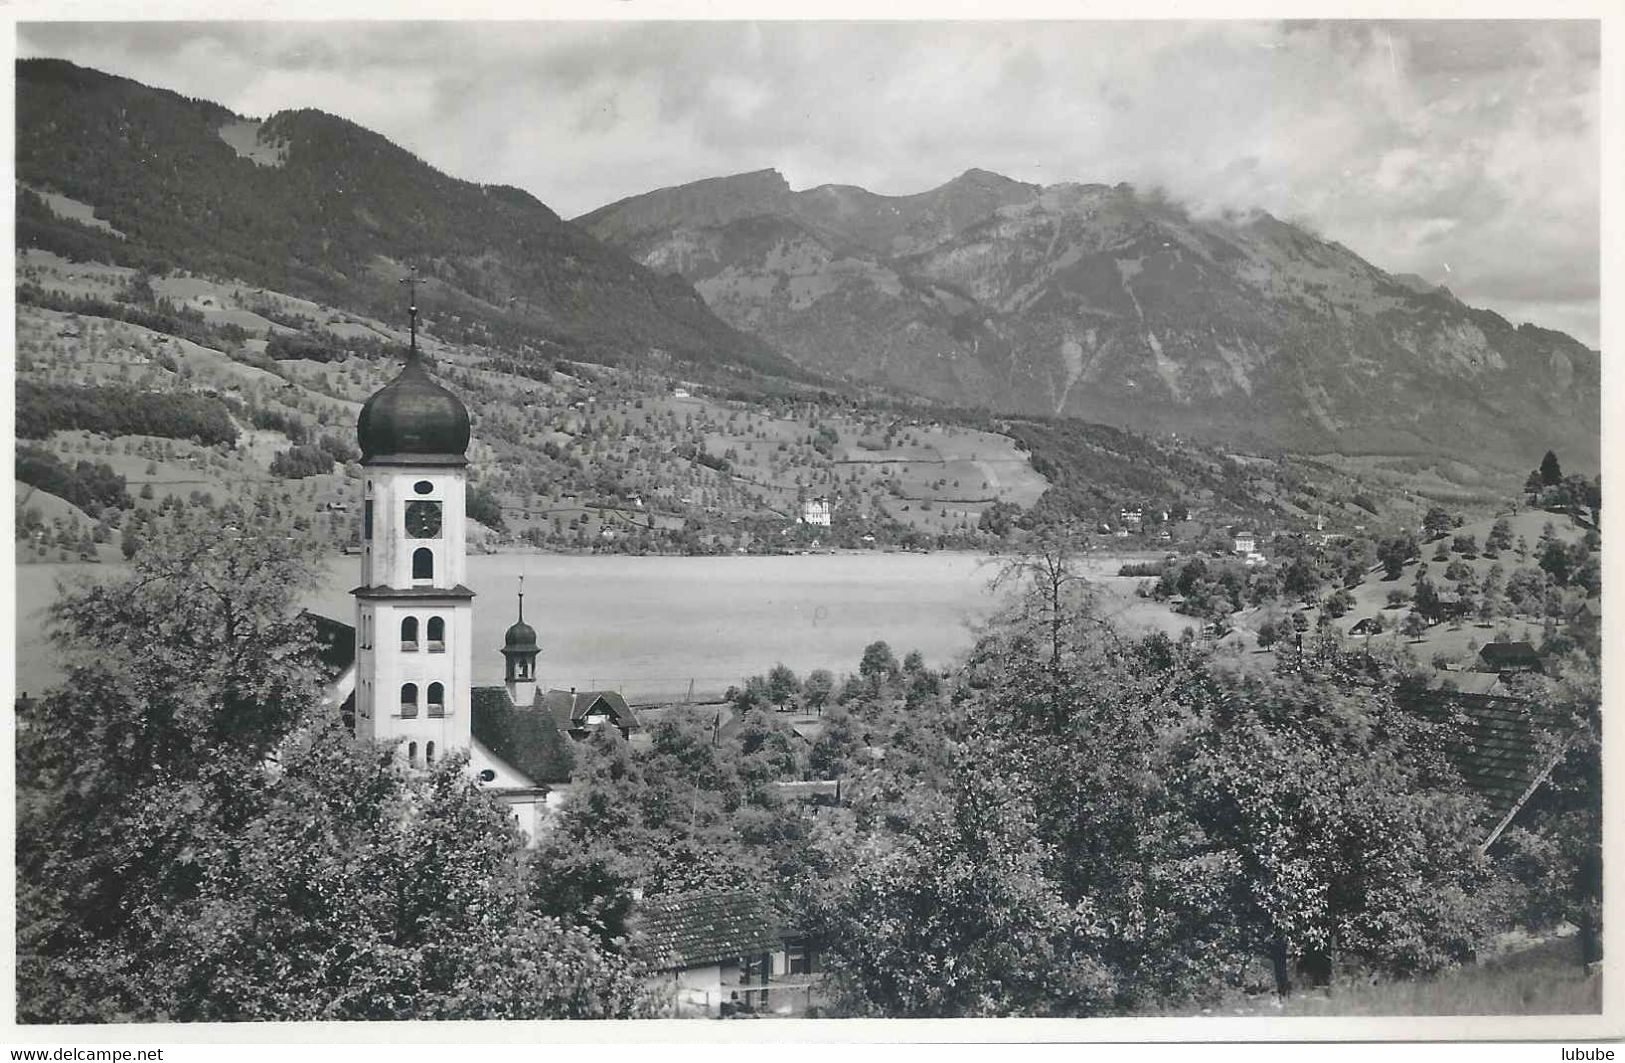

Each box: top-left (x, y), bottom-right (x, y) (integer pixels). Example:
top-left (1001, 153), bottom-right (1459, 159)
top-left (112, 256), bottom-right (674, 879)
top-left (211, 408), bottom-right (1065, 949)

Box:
top-left (352, 275), bottom-right (475, 769)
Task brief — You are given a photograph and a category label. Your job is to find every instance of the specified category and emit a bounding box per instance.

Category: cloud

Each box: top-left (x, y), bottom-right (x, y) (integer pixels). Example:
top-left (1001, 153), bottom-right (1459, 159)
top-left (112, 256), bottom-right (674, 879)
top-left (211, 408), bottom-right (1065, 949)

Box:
top-left (16, 19), bottom-right (1601, 346)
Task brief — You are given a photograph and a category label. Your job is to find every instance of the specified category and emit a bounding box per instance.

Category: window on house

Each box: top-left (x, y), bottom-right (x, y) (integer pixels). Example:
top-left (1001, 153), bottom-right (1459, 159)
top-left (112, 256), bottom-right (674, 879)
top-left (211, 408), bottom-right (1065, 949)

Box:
top-left (407, 741), bottom-right (418, 766)
top-left (787, 942), bottom-right (812, 976)
top-left (427, 682), bottom-right (445, 718)
top-left (401, 616), bottom-right (418, 650)
top-left (412, 547), bottom-right (434, 581)
top-left (426, 616), bottom-right (445, 651)
top-left (425, 741), bottom-right (436, 765)
top-left (401, 683), bottom-right (418, 718)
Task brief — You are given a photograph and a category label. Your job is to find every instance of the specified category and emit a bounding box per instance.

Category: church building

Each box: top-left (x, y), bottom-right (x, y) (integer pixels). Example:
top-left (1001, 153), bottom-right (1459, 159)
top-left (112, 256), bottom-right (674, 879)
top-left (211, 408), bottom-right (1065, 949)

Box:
top-left (333, 292), bottom-right (638, 839)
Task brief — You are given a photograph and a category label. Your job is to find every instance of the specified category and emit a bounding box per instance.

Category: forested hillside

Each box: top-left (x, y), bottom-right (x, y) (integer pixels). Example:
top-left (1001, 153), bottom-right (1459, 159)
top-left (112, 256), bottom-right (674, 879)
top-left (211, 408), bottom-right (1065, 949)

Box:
top-left (15, 58), bottom-right (788, 376)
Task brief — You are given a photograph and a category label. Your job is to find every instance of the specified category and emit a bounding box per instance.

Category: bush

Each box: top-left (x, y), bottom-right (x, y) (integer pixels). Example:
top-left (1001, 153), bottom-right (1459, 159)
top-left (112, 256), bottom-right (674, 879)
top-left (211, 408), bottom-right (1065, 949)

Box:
top-left (467, 483), bottom-right (506, 531)
top-left (16, 445), bottom-right (132, 512)
top-left (17, 381), bottom-right (238, 447)
top-left (269, 444), bottom-right (335, 479)
top-left (250, 407), bottom-right (310, 444)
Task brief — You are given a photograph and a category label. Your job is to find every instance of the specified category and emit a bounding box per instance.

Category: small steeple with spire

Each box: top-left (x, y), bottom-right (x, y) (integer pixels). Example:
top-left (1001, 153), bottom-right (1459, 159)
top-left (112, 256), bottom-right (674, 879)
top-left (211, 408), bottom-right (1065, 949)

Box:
top-left (501, 574), bottom-right (540, 706)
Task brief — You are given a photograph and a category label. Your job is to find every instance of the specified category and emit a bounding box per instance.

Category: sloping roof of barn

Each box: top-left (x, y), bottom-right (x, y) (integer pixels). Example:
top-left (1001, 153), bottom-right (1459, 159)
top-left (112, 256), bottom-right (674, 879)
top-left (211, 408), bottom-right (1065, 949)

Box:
top-left (1398, 681), bottom-right (1577, 821)
top-left (634, 891), bottom-right (783, 972)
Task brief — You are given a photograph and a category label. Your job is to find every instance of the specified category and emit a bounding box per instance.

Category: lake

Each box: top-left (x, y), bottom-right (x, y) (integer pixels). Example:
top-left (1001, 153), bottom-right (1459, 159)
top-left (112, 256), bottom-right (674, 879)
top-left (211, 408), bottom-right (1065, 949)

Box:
top-left (15, 551), bottom-right (1192, 703)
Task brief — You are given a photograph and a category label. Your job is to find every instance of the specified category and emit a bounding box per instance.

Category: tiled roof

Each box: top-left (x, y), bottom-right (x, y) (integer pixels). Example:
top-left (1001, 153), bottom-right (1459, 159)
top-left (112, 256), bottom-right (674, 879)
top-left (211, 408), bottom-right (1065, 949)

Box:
top-left (1399, 685), bottom-right (1576, 819)
top-left (634, 891), bottom-right (783, 972)
top-left (470, 686), bottom-right (576, 785)
top-left (539, 688), bottom-right (639, 732)
top-left (1424, 670), bottom-right (1502, 696)
top-left (1476, 641), bottom-right (1542, 671)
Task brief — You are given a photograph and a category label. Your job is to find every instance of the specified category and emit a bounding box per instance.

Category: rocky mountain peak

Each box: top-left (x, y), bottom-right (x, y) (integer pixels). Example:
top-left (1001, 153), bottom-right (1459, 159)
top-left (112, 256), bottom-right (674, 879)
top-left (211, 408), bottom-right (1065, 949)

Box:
top-left (579, 166), bottom-right (1599, 469)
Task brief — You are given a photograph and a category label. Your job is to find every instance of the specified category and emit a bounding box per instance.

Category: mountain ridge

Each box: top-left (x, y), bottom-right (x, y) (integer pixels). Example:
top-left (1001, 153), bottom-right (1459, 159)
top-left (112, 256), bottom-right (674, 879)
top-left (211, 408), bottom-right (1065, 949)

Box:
top-left (14, 58), bottom-right (793, 379)
top-left (578, 166), bottom-right (1599, 471)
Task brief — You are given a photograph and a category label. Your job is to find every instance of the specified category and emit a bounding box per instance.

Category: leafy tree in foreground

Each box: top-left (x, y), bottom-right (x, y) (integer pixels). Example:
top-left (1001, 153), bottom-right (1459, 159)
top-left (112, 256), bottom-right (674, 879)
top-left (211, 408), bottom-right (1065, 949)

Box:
top-left (795, 766), bottom-right (1115, 1017)
top-left (1493, 652), bottom-right (1603, 968)
top-left (1186, 675), bottom-right (1499, 994)
top-left (798, 563), bottom-right (1514, 1013)
top-left (16, 507), bottom-right (644, 1022)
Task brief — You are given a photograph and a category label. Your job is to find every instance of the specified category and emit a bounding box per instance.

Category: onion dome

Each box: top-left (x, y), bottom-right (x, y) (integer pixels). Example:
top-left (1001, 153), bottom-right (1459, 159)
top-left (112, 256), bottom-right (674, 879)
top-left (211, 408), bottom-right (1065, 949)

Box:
top-left (504, 617), bottom-right (538, 653)
top-left (356, 354), bottom-right (471, 463)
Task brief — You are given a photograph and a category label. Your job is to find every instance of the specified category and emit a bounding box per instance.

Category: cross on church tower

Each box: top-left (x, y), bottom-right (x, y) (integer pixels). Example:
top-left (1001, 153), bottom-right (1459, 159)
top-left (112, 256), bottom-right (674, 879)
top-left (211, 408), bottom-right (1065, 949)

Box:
top-left (402, 266), bottom-right (419, 358)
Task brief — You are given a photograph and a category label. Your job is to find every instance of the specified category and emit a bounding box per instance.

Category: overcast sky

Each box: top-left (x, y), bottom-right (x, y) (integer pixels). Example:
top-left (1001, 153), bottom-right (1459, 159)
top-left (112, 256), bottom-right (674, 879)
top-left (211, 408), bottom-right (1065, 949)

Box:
top-left (18, 19), bottom-right (1603, 346)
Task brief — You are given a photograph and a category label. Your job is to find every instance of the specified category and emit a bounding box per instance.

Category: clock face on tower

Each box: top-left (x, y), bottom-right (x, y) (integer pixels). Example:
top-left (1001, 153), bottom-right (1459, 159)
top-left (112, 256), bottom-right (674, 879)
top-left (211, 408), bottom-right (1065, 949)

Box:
top-left (404, 500), bottom-right (443, 539)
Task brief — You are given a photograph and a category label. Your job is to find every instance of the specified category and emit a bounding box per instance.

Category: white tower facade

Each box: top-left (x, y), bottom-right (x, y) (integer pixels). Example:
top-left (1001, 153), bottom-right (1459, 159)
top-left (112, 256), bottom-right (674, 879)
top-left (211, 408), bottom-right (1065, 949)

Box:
top-left (353, 464), bottom-right (474, 766)
top-left (351, 285), bottom-right (475, 770)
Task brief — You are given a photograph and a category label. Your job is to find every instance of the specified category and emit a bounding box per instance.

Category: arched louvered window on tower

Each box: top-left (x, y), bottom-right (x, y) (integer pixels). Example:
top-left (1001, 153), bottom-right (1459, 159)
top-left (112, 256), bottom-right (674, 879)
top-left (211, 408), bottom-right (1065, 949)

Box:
top-left (407, 741), bottom-right (418, 767)
top-left (401, 683), bottom-right (419, 719)
top-left (426, 741), bottom-right (436, 765)
top-left (401, 616), bottom-right (419, 650)
top-left (413, 547), bottom-right (434, 581)
top-left (427, 682), bottom-right (445, 718)
top-left (427, 616), bottom-right (445, 652)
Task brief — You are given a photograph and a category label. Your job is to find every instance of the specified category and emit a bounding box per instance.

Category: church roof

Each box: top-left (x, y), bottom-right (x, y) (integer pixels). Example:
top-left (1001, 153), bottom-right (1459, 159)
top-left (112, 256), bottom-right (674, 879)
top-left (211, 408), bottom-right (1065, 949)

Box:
top-left (469, 686), bottom-right (576, 785)
top-left (357, 354), bottom-right (471, 464)
top-left (297, 609), bottom-right (355, 679)
top-left (633, 891), bottom-right (783, 972)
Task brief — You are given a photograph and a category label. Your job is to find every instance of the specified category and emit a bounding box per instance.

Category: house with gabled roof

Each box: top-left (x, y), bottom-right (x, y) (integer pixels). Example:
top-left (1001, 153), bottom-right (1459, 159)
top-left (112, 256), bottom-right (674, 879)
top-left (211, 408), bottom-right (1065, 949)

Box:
top-left (634, 890), bottom-right (822, 1017)
top-left (1475, 640), bottom-right (1543, 674)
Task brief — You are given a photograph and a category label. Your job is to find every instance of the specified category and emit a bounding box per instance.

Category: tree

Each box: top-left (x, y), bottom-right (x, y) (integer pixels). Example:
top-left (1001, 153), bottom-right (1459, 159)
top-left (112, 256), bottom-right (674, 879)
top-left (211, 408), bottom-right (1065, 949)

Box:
top-left (1540, 450), bottom-right (1563, 487)
top-left (465, 482), bottom-right (506, 531)
top-left (796, 765), bottom-right (1115, 1017)
top-left (987, 521), bottom-right (1099, 668)
top-left (802, 668), bottom-right (836, 714)
top-left (1255, 610), bottom-right (1288, 650)
top-left (1538, 536), bottom-right (1575, 585)
top-left (1377, 534), bottom-right (1417, 580)
top-left (807, 704), bottom-right (862, 780)
top-left (766, 662), bottom-right (801, 709)
top-left (1187, 675), bottom-right (1498, 994)
top-left (1401, 611), bottom-right (1429, 639)
top-left (1423, 506), bottom-right (1454, 541)
top-left (1492, 653), bottom-right (1601, 967)
top-left (859, 640), bottom-right (900, 683)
